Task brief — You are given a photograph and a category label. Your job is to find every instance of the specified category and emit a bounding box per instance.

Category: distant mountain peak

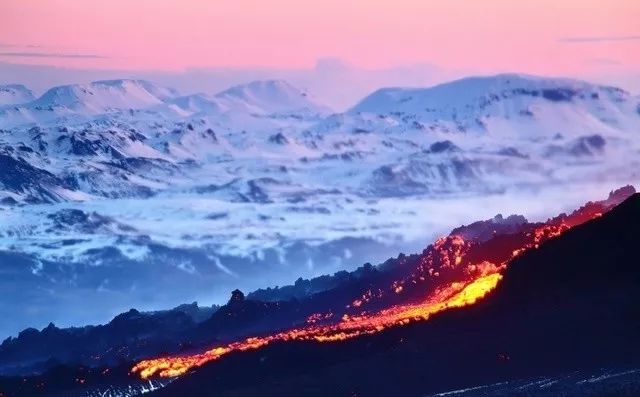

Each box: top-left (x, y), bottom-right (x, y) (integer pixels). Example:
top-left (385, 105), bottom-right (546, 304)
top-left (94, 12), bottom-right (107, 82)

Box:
top-left (215, 79), bottom-right (331, 115)
top-left (0, 84), bottom-right (35, 106)
top-left (350, 73), bottom-right (629, 115)
top-left (31, 79), bottom-right (177, 114)
top-left (220, 79), bottom-right (302, 95)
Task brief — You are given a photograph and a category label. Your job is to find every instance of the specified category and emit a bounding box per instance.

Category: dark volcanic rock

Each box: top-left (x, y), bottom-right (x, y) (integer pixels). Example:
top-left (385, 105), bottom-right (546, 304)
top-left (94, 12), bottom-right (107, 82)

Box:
top-left (152, 194), bottom-right (640, 397)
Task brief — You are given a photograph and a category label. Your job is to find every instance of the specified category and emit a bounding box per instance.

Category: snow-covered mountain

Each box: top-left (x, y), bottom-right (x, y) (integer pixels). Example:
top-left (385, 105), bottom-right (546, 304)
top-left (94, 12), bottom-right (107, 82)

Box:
top-left (0, 84), bottom-right (35, 105)
top-left (353, 74), bottom-right (626, 113)
top-left (164, 79), bottom-right (331, 119)
top-left (0, 79), bottom-right (330, 127)
top-left (349, 74), bottom-right (638, 137)
top-left (215, 79), bottom-right (331, 116)
top-left (0, 79), bottom-right (178, 127)
top-left (31, 79), bottom-right (173, 113)
top-left (0, 73), bottom-right (639, 338)
top-left (1, 73), bottom-right (638, 220)
top-left (165, 93), bottom-right (226, 116)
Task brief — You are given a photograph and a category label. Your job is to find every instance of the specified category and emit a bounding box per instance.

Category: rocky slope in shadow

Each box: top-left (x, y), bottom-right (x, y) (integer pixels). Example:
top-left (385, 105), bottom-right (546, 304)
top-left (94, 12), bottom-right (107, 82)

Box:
top-left (149, 193), bottom-right (640, 397)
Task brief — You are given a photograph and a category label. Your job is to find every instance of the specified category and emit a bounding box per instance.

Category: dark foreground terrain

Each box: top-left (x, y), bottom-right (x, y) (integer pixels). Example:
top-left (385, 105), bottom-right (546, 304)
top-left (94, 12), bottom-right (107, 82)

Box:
top-left (426, 367), bottom-right (640, 397)
top-left (149, 193), bottom-right (640, 396)
top-left (1, 191), bottom-right (639, 397)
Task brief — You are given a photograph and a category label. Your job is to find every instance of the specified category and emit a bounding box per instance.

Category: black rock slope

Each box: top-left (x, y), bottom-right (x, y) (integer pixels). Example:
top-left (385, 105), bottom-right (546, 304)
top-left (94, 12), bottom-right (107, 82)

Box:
top-left (153, 194), bottom-right (640, 397)
top-left (0, 304), bottom-right (217, 376)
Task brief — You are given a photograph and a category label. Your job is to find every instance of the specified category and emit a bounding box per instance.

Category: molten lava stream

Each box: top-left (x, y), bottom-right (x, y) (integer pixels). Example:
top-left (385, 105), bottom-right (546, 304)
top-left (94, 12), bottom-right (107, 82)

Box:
top-left (132, 201), bottom-right (610, 380)
top-left (132, 273), bottom-right (502, 379)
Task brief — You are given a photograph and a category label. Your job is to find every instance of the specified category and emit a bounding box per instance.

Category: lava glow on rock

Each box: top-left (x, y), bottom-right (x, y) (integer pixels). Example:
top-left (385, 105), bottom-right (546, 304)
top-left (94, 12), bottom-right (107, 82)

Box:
top-left (131, 189), bottom-right (630, 380)
top-left (133, 272), bottom-right (502, 379)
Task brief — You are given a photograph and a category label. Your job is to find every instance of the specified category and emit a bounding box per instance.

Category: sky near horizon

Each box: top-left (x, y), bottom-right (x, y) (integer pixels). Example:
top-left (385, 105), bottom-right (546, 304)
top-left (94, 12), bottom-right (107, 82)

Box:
top-left (2, 0), bottom-right (639, 73)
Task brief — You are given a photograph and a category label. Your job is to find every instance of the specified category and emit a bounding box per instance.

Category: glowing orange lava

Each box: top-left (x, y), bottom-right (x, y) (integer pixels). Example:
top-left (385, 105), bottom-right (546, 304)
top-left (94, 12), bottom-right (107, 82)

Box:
top-left (132, 273), bottom-right (502, 379)
top-left (132, 196), bottom-right (615, 380)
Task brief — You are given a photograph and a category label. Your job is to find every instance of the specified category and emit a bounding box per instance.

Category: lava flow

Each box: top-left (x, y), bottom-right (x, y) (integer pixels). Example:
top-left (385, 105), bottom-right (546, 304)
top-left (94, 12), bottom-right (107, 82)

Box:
top-left (132, 187), bottom-right (633, 380)
top-left (133, 272), bottom-right (502, 379)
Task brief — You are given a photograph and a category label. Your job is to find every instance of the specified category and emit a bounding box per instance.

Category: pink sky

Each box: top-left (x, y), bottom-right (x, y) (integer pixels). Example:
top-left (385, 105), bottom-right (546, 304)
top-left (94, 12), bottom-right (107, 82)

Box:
top-left (2, 0), bottom-right (640, 75)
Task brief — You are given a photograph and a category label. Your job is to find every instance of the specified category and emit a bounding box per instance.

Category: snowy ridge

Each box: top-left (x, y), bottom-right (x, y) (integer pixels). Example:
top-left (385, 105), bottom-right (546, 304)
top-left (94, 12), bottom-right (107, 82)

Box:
top-left (31, 79), bottom-right (171, 113)
top-left (165, 93), bottom-right (226, 116)
top-left (0, 74), bottom-right (638, 204)
top-left (215, 79), bottom-right (331, 116)
top-left (0, 79), bottom-right (332, 128)
top-left (348, 73), bottom-right (638, 138)
top-left (0, 73), bottom-right (639, 337)
top-left (164, 79), bottom-right (331, 118)
top-left (351, 73), bottom-right (629, 114)
top-left (0, 84), bottom-right (35, 106)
